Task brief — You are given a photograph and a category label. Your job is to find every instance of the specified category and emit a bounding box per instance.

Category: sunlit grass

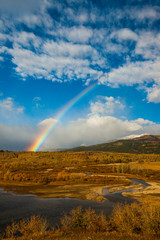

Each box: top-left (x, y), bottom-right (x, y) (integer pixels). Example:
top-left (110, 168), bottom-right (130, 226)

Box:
top-left (2, 202), bottom-right (160, 240)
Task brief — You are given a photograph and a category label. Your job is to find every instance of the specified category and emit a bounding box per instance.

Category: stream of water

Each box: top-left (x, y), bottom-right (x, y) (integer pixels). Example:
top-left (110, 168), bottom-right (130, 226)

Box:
top-left (0, 178), bottom-right (150, 229)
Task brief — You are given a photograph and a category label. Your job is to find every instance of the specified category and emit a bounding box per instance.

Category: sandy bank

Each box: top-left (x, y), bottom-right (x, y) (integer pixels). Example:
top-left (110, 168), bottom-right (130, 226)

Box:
top-left (123, 181), bottom-right (160, 202)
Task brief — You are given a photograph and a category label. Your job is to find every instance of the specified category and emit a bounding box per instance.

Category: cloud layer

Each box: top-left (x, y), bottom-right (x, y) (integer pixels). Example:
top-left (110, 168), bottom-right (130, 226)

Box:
top-left (0, 97), bottom-right (159, 151)
top-left (0, 0), bottom-right (160, 101)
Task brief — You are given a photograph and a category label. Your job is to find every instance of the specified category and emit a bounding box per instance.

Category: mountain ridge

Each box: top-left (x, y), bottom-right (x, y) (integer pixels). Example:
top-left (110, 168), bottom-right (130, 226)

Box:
top-left (68, 135), bottom-right (160, 154)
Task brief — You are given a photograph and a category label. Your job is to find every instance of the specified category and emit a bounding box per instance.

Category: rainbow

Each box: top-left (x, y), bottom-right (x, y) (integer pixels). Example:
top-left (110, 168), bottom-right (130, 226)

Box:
top-left (28, 83), bottom-right (97, 151)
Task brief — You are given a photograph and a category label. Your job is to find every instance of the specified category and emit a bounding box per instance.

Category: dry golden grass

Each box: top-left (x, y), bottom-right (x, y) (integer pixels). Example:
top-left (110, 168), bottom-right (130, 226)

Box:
top-left (130, 162), bottom-right (160, 171)
top-left (2, 202), bottom-right (160, 240)
top-left (0, 151), bottom-right (160, 239)
top-left (0, 151), bottom-right (160, 200)
top-left (0, 151), bottom-right (159, 185)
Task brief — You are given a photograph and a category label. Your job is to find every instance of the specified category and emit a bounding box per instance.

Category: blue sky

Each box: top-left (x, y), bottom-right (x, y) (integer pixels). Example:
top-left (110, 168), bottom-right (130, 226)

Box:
top-left (0, 0), bottom-right (160, 150)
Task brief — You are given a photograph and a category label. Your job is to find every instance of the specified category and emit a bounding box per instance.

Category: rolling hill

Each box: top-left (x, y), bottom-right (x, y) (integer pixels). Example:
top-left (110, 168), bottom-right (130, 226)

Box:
top-left (69, 135), bottom-right (160, 154)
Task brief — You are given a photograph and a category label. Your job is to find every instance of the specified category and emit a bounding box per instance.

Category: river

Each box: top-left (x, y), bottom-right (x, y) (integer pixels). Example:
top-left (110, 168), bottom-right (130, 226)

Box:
top-left (0, 178), bottom-right (150, 230)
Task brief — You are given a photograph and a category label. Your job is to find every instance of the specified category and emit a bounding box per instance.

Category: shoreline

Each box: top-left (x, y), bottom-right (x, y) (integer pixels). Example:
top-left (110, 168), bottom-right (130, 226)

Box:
top-left (0, 177), bottom-right (152, 202)
top-left (0, 182), bottom-right (114, 202)
top-left (123, 181), bottom-right (160, 202)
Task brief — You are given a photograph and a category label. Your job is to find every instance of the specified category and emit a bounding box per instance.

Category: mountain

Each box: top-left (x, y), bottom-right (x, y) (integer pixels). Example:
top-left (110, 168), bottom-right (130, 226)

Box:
top-left (69, 135), bottom-right (160, 154)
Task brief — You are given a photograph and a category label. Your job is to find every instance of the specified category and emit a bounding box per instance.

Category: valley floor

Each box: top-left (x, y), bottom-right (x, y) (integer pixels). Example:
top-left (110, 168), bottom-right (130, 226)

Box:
top-left (0, 151), bottom-right (160, 239)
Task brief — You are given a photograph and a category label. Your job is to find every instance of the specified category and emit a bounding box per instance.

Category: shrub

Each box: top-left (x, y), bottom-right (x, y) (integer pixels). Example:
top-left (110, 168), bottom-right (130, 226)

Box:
top-left (5, 215), bottom-right (48, 238)
top-left (109, 201), bottom-right (160, 237)
top-left (109, 202), bottom-right (142, 234)
top-left (60, 206), bottom-right (108, 233)
top-left (141, 202), bottom-right (160, 235)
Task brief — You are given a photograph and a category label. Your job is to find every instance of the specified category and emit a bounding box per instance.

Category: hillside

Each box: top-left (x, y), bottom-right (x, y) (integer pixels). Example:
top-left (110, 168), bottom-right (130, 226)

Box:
top-left (69, 135), bottom-right (160, 153)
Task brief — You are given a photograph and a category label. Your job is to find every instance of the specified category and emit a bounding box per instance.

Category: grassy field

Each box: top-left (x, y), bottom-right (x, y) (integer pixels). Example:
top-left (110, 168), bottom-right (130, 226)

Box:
top-left (0, 150), bottom-right (160, 239)
top-left (0, 151), bottom-right (160, 200)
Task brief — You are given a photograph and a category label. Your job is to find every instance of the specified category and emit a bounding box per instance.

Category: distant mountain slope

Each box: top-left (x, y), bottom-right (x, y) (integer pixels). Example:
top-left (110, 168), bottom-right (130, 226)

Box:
top-left (69, 135), bottom-right (160, 154)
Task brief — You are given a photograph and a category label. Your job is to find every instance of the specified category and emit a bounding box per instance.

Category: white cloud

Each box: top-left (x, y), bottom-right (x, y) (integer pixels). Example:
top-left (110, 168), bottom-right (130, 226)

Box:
top-left (18, 9), bottom-right (53, 30)
top-left (0, 97), bottom-right (24, 114)
top-left (147, 86), bottom-right (160, 103)
top-left (77, 12), bottom-right (88, 23)
top-left (132, 118), bottom-right (153, 125)
top-left (6, 39), bottom-right (104, 82)
top-left (135, 32), bottom-right (160, 59)
top-left (122, 133), bottom-right (149, 139)
top-left (0, 97), bottom-right (13, 111)
top-left (13, 31), bottom-right (42, 49)
top-left (0, 33), bottom-right (8, 42)
top-left (132, 7), bottom-right (160, 21)
top-left (0, 0), bottom-right (160, 104)
top-left (90, 96), bottom-right (125, 116)
top-left (109, 6), bottom-right (160, 23)
top-left (38, 118), bottom-right (57, 127)
top-left (0, 106), bottom-right (159, 150)
top-left (104, 59), bottom-right (160, 89)
top-left (42, 40), bottom-right (95, 58)
top-left (20, 14), bottom-right (41, 28)
top-left (0, 115), bottom-right (141, 150)
top-left (62, 26), bottom-right (92, 43)
top-left (99, 55), bottom-right (160, 103)
top-left (64, 7), bottom-right (89, 24)
top-left (28, 115), bottom-right (158, 150)
top-left (111, 28), bottom-right (138, 41)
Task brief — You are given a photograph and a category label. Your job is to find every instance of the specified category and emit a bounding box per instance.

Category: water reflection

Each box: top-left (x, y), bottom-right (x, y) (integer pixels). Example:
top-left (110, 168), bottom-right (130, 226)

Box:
top-left (0, 178), bottom-right (149, 229)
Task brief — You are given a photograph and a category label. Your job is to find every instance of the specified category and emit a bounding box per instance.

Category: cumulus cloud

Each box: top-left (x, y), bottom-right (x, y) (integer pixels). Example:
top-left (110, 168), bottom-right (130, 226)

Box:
top-left (147, 86), bottom-right (160, 103)
top-left (136, 32), bottom-right (160, 60)
top-left (133, 118), bottom-right (154, 125)
top-left (0, 114), bottom-right (158, 151)
top-left (45, 115), bottom-right (141, 149)
top-left (12, 31), bottom-right (42, 49)
top-left (26, 115), bottom-right (160, 150)
top-left (90, 96), bottom-right (125, 116)
top-left (5, 39), bottom-right (104, 82)
top-left (111, 28), bottom-right (138, 41)
top-left (0, 96), bottom-right (157, 151)
top-left (62, 26), bottom-right (93, 43)
top-left (0, 0), bottom-right (160, 102)
top-left (105, 59), bottom-right (160, 88)
top-left (38, 118), bottom-right (57, 127)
